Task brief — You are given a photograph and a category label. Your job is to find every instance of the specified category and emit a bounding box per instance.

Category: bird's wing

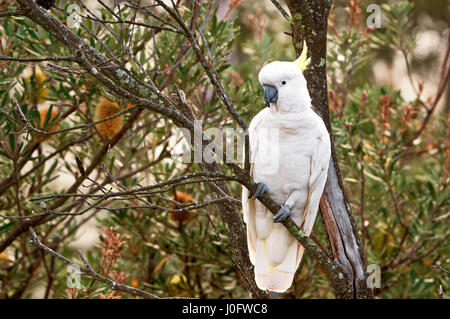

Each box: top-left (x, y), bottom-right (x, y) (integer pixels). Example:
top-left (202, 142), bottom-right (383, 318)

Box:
top-left (242, 109), bottom-right (268, 264)
top-left (293, 121), bottom-right (331, 268)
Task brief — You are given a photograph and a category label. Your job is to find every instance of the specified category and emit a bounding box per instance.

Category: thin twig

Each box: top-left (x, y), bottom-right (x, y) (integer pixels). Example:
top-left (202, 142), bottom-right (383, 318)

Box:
top-left (433, 264), bottom-right (450, 276)
top-left (269, 0), bottom-right (291, 21)
top-left (0, 9), bottom-right (23, 18)
top-left (0, 55), bottom-right (76, 62)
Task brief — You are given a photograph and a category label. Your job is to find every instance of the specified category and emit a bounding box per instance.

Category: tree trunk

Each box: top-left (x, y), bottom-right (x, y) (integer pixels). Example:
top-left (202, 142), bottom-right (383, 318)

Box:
top-left (285, 0), bottom-right (371, 298)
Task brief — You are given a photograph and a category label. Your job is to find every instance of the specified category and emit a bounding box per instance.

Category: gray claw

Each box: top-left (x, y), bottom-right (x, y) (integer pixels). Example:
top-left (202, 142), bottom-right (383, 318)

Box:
top-left (254, 183), bottom-right (269, 199)
top-left (273, 204), bottom-right (291, 223)
top-left (248, 182), bottom-right (269, 200)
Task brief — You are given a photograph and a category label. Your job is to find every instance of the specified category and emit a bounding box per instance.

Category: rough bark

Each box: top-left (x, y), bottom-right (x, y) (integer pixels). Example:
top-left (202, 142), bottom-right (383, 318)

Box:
top-left (285, 0), bottom-right (371, 298)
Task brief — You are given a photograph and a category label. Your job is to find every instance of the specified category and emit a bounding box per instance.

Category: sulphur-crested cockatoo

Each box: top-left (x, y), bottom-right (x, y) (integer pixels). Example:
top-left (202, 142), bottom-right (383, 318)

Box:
top-left (242, 42), bottom-right (331, 292)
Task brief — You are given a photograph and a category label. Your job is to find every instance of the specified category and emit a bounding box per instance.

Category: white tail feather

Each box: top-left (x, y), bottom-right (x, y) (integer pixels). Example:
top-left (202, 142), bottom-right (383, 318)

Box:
top-left (253, 235), bottom-right (303, 292)
top-left (255, 270), bottom-right (295, 293)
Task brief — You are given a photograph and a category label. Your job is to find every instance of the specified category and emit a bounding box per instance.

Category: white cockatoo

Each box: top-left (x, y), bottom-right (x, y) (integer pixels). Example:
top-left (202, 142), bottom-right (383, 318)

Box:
top-left (242, 42), bottom-right (331, 292)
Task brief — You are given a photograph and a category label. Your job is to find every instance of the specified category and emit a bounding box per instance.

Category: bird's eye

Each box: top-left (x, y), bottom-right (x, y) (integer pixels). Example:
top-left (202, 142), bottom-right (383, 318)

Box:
top-left (281, 80), bottom-right (286, 85)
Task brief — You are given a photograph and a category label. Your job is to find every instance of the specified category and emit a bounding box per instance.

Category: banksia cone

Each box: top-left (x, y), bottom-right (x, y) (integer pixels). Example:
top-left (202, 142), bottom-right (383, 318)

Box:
top-left (168, 273), bottom-right (191, 297)
top-left (131, 277), bottom-right (139, 288)
top-left (25, 68), bottom-right (48, 104)
top-left (94, 96), bottom-right (123, 141)
top-left (169, 191), bottom-right (194, 223)
top-left (35, 106), bottom-right (59, 142)
top-left (0, 251), bottom-right (10, 268)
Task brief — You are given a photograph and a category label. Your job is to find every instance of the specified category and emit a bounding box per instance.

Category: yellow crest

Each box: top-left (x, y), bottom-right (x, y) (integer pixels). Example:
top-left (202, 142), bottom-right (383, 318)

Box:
top-left (294, 41), bottom-right (311, 71)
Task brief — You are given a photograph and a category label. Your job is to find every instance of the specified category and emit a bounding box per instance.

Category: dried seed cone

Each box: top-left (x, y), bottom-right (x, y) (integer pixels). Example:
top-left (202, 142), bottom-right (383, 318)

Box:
top-left (94, 96), bottom-right (123, 141)
top-left (169, 191), bottom-right (194, 223)
top-left (25, 68), bottom-right (48, 104)
top-left (35, 106), bottom-right (59, 142)
top-left (0, 251), bottom-right (10, 268)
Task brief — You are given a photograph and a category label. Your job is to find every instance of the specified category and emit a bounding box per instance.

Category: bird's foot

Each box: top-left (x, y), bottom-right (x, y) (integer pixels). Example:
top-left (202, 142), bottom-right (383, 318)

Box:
top-left (273, 204), bottom-right (291, 223)
top-left (248, 182), bottom-right (269, 200)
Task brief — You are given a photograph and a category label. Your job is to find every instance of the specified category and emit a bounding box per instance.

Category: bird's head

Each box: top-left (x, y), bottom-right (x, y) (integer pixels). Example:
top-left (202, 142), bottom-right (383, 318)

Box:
top-left (258, 41), bottom-right (311, 112)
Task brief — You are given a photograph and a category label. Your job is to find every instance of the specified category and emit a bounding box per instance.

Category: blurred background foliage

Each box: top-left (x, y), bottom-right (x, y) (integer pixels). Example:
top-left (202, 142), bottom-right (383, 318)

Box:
top-left (0, 0), bottom-right (448, 298)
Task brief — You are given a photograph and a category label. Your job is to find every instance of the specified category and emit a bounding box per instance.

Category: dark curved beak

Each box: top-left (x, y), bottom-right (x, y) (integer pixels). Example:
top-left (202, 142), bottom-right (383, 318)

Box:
top-left (264, 85), bottom-right (278, 108)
